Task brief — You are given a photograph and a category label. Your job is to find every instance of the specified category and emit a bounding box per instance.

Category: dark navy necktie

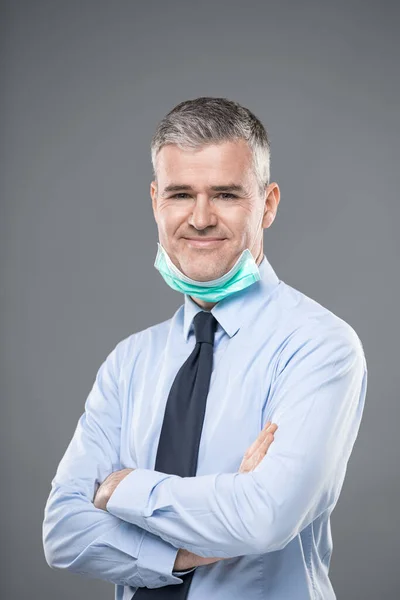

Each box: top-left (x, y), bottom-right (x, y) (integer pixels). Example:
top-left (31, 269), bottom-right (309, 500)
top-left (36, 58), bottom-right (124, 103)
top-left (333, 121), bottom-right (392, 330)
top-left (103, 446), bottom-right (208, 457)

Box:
top-left (133, 310), bottom-right (218, 599)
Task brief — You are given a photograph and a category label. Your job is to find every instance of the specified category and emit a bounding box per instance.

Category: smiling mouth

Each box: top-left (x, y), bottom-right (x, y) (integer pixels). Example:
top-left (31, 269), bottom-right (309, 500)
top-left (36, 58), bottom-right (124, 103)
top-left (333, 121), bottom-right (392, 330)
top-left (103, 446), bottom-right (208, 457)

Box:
top-left (184, 238), bottom-right (227, 248)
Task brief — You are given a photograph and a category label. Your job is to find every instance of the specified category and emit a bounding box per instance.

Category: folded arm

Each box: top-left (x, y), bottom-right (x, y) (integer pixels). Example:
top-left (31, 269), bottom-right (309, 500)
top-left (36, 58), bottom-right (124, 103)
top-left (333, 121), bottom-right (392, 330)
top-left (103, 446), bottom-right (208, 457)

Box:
top-left (107, 326), bottom-right (368, 558)
top-left (42, 337), bottom-right (189, 589)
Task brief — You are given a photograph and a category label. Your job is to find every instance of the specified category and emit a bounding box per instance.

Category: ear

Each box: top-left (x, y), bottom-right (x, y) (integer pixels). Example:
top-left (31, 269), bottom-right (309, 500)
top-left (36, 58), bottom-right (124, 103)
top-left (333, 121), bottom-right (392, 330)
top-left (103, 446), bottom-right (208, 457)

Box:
top-left (263, 210), bottom-right (275, 228)
top-left (150, 181), bottom-right (158, 222)
top-left (263, 182), bottom-right (281, 228)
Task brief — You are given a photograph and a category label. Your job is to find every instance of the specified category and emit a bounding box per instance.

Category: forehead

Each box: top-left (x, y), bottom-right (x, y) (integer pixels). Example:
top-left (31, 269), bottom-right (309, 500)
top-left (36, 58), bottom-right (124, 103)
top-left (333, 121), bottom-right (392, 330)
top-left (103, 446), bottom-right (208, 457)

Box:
top-left (155, 139), bottom-right (254, 185)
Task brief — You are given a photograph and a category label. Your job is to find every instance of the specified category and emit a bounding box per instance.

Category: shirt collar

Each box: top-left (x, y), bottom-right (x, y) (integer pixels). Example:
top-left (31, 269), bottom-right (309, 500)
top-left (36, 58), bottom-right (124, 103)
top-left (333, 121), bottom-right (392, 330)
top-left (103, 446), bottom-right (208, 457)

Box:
top-left (183, 254), bottom-right (280, 341)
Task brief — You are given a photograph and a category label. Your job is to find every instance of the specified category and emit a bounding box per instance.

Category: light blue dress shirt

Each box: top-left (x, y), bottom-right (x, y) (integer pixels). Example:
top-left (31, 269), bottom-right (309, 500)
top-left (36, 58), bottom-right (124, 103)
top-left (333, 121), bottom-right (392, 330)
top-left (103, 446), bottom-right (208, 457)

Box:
top-left (42, 254), bottom-right (367, 599)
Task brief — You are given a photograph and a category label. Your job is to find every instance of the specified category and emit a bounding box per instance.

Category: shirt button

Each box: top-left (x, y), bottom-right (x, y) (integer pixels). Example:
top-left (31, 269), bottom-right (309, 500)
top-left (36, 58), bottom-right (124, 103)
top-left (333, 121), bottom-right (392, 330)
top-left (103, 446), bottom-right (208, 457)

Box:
top-left (160, 576), bottom-right (167, 582)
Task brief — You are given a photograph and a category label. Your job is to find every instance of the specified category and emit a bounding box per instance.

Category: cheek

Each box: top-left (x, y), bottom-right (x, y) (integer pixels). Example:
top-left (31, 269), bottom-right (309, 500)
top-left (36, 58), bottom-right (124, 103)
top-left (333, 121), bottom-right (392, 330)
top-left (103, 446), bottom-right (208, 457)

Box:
top-left (163, 207), bottom-right (192, 233)
top-left (224, 212), bottom-right (251, 237)
top-left (156, 213), bottom-right (183, 243)
top-left (221, 203), bottom-right (249, 225)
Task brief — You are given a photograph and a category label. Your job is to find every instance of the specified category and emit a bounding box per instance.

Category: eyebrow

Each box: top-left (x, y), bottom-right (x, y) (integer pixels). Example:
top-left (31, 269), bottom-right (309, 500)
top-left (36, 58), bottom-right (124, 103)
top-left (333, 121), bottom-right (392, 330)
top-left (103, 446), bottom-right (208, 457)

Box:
top-left (162, 183), bottom-right (247, 194)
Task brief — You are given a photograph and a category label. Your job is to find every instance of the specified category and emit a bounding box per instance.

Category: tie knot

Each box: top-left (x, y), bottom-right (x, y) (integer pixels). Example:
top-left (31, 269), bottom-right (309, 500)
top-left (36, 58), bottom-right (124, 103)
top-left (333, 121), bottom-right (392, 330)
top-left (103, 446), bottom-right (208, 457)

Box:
top-left (193, 311), bottom-right (218, 346)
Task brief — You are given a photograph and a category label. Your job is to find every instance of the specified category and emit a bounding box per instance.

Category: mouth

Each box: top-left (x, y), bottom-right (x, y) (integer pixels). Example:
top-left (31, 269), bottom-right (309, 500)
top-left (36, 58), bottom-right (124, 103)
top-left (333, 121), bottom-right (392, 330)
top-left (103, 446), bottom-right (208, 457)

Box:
top-left (183, 238), bottom-right (227, 248)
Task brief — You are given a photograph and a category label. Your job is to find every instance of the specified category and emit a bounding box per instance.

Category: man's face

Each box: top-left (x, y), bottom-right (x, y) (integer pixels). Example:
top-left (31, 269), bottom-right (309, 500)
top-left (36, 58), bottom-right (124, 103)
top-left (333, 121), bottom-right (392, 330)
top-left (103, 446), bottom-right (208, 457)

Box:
top-left (150, 138), bottom-right (279, 282)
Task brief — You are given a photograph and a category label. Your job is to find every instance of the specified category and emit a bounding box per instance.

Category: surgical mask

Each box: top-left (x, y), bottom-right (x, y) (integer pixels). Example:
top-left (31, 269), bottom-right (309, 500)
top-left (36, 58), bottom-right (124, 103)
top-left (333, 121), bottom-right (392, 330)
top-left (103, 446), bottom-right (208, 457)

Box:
top-left (154, 239), bottom-right (262, 303)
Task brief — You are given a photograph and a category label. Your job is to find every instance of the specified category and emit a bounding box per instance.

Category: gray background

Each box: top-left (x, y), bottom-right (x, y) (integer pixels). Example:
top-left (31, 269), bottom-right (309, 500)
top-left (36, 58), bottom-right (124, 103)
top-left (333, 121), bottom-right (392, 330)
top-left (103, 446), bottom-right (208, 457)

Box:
top-left (1, 1), bottom-right (399, 598)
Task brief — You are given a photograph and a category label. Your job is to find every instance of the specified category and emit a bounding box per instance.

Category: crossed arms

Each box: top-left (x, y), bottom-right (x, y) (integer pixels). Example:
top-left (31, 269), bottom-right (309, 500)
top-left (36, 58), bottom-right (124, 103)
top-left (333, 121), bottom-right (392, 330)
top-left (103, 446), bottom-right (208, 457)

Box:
top-left (42, 326), bottom-right (367, 589)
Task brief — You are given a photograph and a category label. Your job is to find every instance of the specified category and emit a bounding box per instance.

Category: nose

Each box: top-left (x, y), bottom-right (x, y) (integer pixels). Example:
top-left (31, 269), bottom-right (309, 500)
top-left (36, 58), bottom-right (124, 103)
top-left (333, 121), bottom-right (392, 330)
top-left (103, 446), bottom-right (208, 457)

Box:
top-left (188, 197), bottom-right (218, 231)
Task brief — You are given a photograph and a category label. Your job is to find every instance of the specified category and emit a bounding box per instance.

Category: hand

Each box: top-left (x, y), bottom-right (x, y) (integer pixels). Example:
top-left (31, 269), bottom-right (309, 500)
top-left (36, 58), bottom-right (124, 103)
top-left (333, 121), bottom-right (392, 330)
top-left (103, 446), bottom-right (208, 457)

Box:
top-left (238, 420), bottom-right (278, 473)
top-left (174, 548), bottom-right (224, 571)
top-left (174, 421), bottom-right (278, 570)
top-left (93, 468), bottom-right (135, 511)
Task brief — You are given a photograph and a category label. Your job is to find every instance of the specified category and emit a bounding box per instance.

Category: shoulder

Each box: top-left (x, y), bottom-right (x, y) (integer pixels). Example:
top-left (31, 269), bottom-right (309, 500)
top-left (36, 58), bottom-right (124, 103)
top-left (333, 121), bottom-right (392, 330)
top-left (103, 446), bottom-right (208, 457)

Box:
top-left (107, 308), bottom-right (182, 371)
top-left (275, 281), bottom-right (366, 367)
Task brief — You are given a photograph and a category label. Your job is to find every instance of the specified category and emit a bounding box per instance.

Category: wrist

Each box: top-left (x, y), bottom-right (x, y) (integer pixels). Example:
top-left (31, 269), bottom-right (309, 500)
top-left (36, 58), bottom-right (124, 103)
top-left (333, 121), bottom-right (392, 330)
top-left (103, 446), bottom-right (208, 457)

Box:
top-left (94, 468), bottom-right (134, 511)
top-left (174, 548), bottom-right (195, 571)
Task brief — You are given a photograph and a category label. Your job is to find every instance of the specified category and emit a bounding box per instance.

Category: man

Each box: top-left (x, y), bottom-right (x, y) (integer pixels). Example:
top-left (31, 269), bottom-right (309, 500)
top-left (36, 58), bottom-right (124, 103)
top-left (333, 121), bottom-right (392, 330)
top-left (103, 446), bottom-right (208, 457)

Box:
top-left (42, 97), bottom-right (367, 599)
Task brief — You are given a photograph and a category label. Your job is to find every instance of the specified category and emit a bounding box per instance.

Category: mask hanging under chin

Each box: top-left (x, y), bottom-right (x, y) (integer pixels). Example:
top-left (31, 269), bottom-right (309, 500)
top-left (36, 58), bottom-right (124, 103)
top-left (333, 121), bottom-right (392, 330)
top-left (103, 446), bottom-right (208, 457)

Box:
top-left (153, 242), bottom-right (261, 303)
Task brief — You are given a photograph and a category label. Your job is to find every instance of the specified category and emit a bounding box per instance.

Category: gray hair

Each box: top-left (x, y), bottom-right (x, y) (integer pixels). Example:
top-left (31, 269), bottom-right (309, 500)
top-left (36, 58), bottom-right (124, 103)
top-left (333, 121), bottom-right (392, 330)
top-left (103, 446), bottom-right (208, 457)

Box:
top-left (150, 97), bottom-right (271, 196)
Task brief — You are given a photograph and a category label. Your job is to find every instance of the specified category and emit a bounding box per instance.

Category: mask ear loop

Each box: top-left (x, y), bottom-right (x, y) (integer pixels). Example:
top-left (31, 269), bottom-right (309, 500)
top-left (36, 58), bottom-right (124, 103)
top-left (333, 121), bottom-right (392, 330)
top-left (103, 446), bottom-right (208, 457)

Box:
top-left (249, 209), bottom-right (266, 256)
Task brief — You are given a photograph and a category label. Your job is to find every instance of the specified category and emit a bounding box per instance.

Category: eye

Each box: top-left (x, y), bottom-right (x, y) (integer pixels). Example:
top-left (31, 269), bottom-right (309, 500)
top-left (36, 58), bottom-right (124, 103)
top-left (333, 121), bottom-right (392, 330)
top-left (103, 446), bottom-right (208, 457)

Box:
top-left (170, 192), bottom-right (238, 200)
top-left (171, 193), bottom-right (190, 199)
top-left (219, 193), bottom-right (237, 199)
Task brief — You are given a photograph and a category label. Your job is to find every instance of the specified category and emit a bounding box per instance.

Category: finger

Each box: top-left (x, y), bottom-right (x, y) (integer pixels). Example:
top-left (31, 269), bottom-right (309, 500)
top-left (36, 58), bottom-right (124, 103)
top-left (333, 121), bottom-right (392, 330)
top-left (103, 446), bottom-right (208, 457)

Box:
top-left (254, 433), bottom-right (275, 462)
top-left (244, 423), bottom-right (271, 457)
top-left (264, 423), bottom-right (278, 437)
top-left (261, 432), bottom-right (274, 447)
top-left (244, 422), bottom-right (278, 458)
top-left (252, 434), bottom-right (275, 468)
top-left (249, 423), bottom-right (278, 456)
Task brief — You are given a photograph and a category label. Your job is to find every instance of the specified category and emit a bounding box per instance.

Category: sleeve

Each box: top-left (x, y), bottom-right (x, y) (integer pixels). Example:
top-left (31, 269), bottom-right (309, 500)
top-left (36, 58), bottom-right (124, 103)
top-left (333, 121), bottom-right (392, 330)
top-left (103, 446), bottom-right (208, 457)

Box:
top-left (106, 326), bottom-right (368, 558)
top-left (42, 337), bottom-right (187, 589)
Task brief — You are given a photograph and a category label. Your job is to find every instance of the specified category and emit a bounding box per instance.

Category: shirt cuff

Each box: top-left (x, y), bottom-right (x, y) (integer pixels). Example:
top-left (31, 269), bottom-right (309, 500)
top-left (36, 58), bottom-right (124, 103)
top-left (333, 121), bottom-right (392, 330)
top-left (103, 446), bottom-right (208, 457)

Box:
top-left (106, 468), bottom-right (176, 529)
top-left (136, 530), bottom-right (186, 588)
top-left (173, 568), bottom-right (197, 576)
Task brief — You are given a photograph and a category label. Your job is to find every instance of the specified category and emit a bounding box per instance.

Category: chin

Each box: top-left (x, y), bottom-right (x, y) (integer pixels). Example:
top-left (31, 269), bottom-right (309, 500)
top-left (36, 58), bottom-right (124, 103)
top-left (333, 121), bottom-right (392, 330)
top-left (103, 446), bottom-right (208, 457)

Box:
top-left (185, 264), bottom-right (224, 282)
top-left (180, 250), bottom-right (232, 280)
